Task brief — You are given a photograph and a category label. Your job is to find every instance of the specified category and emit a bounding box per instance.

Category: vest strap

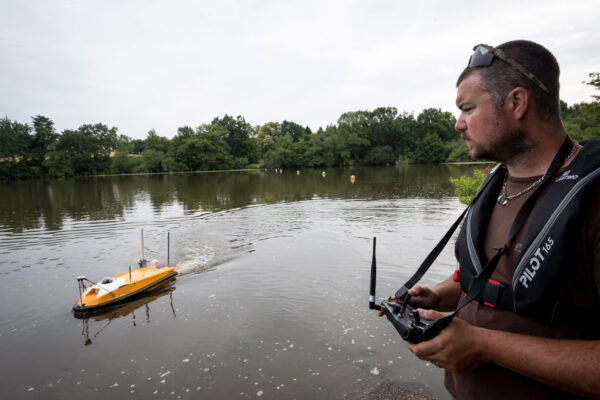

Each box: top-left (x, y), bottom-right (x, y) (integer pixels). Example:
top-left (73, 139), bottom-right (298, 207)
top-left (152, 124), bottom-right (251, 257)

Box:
top-left (478, 280), bottom-right (515, 310)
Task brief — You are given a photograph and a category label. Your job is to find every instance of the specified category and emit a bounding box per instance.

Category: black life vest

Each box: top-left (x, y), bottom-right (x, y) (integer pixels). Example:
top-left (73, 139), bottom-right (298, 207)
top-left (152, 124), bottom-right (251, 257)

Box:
top-left (455, 137), bottom-right (600, 324)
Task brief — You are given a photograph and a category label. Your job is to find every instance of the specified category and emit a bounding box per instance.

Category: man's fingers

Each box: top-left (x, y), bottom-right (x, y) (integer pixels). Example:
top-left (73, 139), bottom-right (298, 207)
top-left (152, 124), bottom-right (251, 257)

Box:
top-left (407, 286), bottom-right (422, 296)
top-left (419, 308), bottom-right (444, 321)
top-left (407, 336), bottom-right (442, 358)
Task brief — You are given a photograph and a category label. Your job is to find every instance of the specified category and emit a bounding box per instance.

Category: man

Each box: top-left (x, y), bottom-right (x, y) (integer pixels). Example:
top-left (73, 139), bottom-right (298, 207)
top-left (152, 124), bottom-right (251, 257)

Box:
top-left (391, 40), bottom-right (600, 399)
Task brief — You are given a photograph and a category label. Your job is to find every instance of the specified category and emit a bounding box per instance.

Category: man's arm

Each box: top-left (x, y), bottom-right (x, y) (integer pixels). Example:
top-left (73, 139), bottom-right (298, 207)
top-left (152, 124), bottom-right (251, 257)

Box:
top-left (408, 309), bottom-right (600, 399)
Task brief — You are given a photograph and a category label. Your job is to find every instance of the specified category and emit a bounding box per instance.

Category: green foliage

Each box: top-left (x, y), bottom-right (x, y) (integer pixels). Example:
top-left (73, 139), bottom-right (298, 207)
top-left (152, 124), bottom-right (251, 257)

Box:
top-left (211, 115), bottom-right (257, 164)
top-left (29, 115), bottom-right (58, 176)
top-left (413, 132), bottom-right (446, 164)
top-left (131, 139), bottom-right (145, 154)
top-left (257, 122), bottom-right (279, 153)
top-left (416, 108), bottom-right (458, 142)
top-left (584, 72), bottom-right (600, 101)
top-left (43, 123), bottom-right (118, 177)
top-left (141, 149), bottom-right (168, 173)
top-left (0, 118), bottom-right (32, 179)
top-left (362, 145), bottom-right (396, 165)
top-left (562, 102), bottom-right (600, 140)
top-left (281, 120), bottom-right (310, 142)
top-left (450, 169), bottom-right (487, 205)
top-left (446, 140), bottom-right (472, 162)
top-left (44, 147), bottom-right (74, 177)
top-left (0, 118), bottom-right (31, 163)
top-left (144, 129), bottom-right (170, 153)
top-left (171, 126), bottom-right (233, 171)
top-left (109, 151), bottom-right (135, 174)
top-left (110, 137), bottom-right (137, 174)
top-left (562, 72), bottom-right (600, 141)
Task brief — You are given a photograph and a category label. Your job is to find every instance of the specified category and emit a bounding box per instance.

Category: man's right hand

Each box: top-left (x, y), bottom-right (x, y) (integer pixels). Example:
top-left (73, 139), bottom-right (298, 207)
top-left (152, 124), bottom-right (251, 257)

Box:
top-left (376, 285), bottom-right (441, 317)
top-left (406, 285), bottom-right (441, 310)
top-left (377, 274), bottom-right (462, 317)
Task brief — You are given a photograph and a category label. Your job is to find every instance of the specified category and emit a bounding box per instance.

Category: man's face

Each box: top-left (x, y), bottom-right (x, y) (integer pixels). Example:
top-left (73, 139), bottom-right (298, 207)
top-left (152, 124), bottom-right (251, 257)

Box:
top-left (454, 73), bottom-right (531, 163)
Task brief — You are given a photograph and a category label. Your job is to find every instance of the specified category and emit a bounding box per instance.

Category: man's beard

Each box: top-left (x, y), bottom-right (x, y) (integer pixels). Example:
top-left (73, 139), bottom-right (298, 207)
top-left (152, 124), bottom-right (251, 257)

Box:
top-left (471, 118), bottom-right (536, 165)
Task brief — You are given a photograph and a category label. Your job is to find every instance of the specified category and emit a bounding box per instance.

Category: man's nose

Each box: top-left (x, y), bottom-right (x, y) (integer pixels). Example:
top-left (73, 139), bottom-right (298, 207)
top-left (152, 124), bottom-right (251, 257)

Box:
top-left (455, 115), bottom-right (466, 132)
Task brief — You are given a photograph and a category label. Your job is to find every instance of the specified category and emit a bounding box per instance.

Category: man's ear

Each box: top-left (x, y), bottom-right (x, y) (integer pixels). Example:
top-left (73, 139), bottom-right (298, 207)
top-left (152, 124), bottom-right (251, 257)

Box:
top-left (505, 87), bottom-right (530, 120)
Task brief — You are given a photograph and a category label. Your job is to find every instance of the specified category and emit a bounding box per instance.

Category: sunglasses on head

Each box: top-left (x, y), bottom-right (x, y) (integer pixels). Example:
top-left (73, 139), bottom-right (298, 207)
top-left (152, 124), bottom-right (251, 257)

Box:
top-left (468, 44), bottom-right (549, 93)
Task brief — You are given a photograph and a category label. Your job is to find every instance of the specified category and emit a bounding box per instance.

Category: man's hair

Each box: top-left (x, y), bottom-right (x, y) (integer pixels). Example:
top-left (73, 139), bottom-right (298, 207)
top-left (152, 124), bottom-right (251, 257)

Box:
top-left (456, 40), bottom-right (561, 123)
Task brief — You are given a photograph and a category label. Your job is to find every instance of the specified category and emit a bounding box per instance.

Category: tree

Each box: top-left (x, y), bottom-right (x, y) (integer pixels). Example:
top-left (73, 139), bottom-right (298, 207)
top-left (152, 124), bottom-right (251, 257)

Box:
top-left (0, 118), bottom-right (32, 179)
top-left (305, 128), bottom-right (336, 167)
top-left (144, 129), bottom-right (170, 153)
top-left (413, 132), bottom-right (446, 164)
top-left (0, 118), bottom-right (31, 163)
top-left (394, 112), bottom-right (419, 162)
top-left (43, 145), bottom-right (73, 177)
top-left (212, 115), bottom-right (257, 164)
top-left (336, 110), bottom-right (371, 162)
top-left (170, 123), bottom-right (233, 171)
top-left (281, 120), bottom-right (310, 142)
top-left (446, 140), bottom-right (472, 162)
top-left (370, 106), bottom-right (399, 148)
top-left (416, 108), bottom-right (458, 142)
top-left (29, 115), bottom-right (58, 175)
top-left (362, 145), bottom-right (396, 165)
top-left (257, 122), bottom-right (280, 154)
top-left (131, 139), bottom-right (145, 154)
top-left (267, 134), bottom-right (309, 168)
top-left (562, 72), bottom-right (600, 141)
top-left (110, 137), bottom-right (135, 174)
top-left (177, 126), bottom-right (195, 138)
top-left (44, 123), bottom-right (118, 176)
top-left (584, 72), bottom-right (600, 101)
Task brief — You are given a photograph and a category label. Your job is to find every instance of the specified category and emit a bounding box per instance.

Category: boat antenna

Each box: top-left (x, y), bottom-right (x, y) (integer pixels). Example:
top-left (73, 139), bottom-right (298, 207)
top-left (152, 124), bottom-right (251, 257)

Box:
top-left (167, 231), bottom-right (170, 268)
top-left (369, 237), bottom-right (381, 311)
top-left (77, 276), bottom-right (86, 305)
top-left (140, 228), bottom-right (145, 268)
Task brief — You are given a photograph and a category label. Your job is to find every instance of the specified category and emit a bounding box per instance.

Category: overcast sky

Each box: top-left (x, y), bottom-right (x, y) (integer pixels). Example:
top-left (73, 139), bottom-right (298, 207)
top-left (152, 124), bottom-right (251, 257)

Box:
top-left (2, 0), bottom-right (599, 139)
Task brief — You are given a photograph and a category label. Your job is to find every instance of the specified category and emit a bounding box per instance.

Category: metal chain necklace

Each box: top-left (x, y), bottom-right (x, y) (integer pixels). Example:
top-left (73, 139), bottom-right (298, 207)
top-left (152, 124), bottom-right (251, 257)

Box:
top-left (496, 143), bottom-right (579, 206)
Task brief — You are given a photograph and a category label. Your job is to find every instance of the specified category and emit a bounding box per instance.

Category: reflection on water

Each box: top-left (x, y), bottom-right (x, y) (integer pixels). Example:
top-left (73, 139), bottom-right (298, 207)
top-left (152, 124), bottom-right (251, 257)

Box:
top-left (77, 286), bottom-right (177, 346)
top-left (0, 165), bottom-right (477, 236)
top-left (0, 165), bottom-right (485, 400)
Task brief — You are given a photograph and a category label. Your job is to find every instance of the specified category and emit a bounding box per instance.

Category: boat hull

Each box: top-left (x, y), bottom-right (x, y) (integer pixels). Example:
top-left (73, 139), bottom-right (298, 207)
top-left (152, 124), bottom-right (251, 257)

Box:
top-left (73, 267), bottom-right (177, 314)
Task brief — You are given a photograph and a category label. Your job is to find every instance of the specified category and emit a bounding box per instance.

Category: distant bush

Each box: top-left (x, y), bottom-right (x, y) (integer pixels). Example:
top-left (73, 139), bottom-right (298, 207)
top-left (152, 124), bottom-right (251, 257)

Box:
top-left (450, 168), bottom-right (487, 205)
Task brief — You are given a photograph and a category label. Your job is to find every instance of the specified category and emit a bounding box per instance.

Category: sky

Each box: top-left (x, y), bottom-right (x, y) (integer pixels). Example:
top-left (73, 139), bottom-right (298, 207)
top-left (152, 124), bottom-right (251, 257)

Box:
top-left (1, 0), bottom-right (599, 140)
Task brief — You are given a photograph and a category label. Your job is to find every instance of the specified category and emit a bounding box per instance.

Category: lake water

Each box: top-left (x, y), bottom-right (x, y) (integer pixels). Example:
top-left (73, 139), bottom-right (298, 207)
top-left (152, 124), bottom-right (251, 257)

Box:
top-left (0, 165), bottom-right (482, 399)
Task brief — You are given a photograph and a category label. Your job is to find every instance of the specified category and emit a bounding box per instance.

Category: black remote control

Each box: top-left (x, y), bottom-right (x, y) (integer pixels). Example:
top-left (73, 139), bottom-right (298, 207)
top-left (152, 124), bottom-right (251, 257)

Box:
top-left (369, 237), bottom-right (443, 343)
top-left (379, 295), bottom-right (441, 343)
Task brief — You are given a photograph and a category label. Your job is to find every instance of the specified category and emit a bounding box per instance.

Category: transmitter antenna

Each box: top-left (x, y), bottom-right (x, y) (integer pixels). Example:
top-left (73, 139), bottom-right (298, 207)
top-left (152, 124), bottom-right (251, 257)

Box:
top-left (369, 237), bottom-right (381, 311)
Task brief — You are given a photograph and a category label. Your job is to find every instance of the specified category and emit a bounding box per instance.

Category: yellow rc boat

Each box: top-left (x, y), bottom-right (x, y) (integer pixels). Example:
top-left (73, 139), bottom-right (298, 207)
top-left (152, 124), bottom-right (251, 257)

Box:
top-left (73, 230), bottom-right (177, 314)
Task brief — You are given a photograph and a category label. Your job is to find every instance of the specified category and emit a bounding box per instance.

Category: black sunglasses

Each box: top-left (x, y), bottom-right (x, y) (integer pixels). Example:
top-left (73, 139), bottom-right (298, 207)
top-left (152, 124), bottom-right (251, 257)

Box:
top-left (468, 44), bottom-right (549, 93)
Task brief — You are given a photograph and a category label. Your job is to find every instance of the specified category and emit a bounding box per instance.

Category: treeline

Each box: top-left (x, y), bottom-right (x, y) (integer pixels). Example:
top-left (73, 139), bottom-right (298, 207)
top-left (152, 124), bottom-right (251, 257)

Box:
top-left (1, 73), bottom-right (599, 180)
top-left (0, 107), bottom-right (467, 179)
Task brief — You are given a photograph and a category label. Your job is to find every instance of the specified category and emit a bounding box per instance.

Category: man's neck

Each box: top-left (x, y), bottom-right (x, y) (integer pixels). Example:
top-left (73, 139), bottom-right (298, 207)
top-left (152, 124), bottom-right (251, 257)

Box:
top-left (504, 125), bottom-right (568, 178)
